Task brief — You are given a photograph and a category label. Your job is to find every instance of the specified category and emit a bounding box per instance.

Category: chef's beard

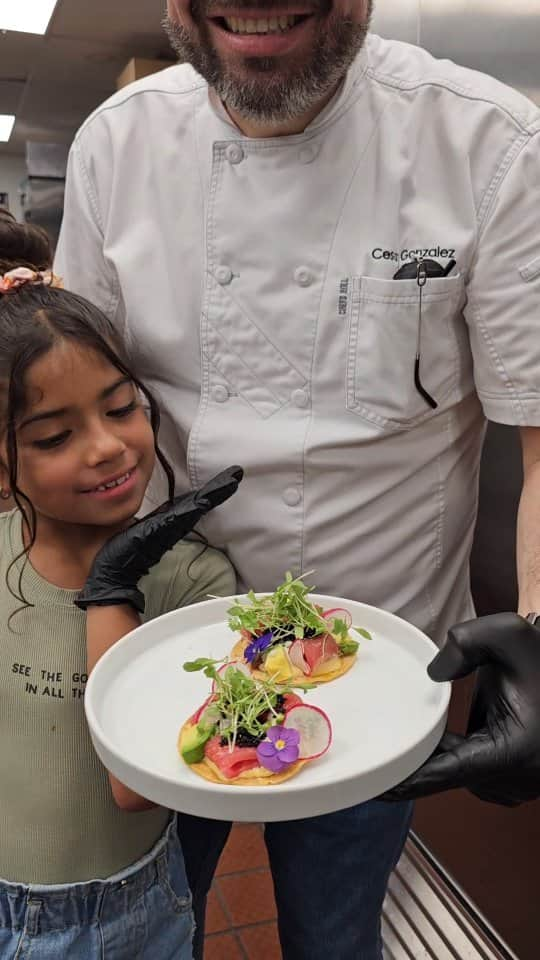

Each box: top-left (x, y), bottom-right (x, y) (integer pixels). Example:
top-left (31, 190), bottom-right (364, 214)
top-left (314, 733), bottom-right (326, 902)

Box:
top-left (163, 1), bottom-right (373, 123)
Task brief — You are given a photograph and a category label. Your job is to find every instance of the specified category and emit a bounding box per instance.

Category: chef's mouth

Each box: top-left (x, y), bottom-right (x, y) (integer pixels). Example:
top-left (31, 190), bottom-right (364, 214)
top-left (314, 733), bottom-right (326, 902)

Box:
top-left (211, 12), bottom-right (314, 34)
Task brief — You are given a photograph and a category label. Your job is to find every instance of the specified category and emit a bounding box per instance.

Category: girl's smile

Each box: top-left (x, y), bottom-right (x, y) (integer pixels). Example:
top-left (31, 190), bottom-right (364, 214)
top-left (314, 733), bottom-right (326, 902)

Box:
top-left (79, 466), bottom-right (138, 497)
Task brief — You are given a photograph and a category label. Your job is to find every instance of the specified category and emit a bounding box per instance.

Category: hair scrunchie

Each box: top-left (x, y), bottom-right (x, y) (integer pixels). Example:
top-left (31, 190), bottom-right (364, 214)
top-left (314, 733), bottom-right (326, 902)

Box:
top-left (0, 266), bottom-right (63, 294)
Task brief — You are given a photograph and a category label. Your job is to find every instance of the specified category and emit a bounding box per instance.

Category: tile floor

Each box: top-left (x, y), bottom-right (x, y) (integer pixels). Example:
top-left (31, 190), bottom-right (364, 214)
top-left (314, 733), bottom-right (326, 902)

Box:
top-left (204, 824), bottom-right (281, 960)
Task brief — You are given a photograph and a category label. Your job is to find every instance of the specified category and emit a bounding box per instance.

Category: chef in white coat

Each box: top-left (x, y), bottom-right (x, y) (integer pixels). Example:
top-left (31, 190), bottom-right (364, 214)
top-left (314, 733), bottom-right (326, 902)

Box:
top-left (55, 1), bottom-right (540, 956)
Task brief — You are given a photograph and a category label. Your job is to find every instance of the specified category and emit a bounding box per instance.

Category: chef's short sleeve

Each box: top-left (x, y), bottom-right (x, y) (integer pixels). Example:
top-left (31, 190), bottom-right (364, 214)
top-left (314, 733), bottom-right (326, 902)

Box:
top-left (465, 129), bottom-right (540, 426)
top-left (55, 137), bottom-right (125, 333)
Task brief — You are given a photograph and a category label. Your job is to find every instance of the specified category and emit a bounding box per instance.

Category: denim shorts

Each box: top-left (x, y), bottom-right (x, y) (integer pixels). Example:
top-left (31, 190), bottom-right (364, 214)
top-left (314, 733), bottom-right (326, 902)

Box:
top-left (0, 815), bottom-right (194, 960)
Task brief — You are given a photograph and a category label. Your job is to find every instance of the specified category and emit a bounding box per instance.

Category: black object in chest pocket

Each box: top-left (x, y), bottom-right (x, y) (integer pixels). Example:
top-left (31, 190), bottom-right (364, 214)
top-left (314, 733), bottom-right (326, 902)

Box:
top-left (346, 274), bottom-right (464, 431)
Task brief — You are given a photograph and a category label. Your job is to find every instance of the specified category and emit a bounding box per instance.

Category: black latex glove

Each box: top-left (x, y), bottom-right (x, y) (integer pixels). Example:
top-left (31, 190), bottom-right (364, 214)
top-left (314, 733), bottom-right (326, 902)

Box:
top-left (75, 465), bottom-right (243, 613)
top-left (382, 613), bottom-right (540, 806)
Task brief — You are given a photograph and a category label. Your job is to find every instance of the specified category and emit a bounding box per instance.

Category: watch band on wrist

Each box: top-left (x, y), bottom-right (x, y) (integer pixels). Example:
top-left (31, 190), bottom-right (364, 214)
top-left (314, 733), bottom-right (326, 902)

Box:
top-left (525, 613), bottom-right (540, 626)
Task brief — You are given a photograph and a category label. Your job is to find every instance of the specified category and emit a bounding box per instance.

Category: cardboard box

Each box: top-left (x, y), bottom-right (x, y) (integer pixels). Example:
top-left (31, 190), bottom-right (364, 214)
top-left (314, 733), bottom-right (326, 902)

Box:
top-left (117, 57), bottom-right (174, 90)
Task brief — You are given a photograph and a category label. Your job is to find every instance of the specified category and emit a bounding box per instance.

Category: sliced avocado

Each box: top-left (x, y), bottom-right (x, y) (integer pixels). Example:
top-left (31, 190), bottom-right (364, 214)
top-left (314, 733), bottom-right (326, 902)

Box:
top-left (338, 638), bottom-right (360, 656)
top-left (181, 723), bottom-right (214, 764)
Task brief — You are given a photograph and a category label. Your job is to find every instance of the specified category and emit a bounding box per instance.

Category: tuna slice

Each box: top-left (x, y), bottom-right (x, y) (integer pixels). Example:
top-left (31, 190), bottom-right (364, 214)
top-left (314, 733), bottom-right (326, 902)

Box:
top-left (303, 634), bottom-right (340, 674)
top-left (204, 735), bottom-right (260, 778)
top-left (282, 692), bottom-right (303, 712)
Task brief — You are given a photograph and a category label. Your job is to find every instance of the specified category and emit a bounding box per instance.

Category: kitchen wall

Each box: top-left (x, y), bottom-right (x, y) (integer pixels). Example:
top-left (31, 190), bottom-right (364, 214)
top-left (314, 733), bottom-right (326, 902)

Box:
top-left (0, 154), bottom-right (26, 221)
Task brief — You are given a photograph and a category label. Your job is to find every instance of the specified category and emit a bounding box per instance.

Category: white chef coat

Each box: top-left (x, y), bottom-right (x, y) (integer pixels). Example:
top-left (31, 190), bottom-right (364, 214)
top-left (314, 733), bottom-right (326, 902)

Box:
top-left (55, 34), bottom-right (540, 645)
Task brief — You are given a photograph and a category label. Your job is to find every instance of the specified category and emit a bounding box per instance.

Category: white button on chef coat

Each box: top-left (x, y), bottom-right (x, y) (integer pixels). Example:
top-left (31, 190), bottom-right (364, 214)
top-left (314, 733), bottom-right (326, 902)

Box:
top-left (291, 389), bottom-right (309, 409)
top-left (215, 265), bottom-right (233, 285)
top-left (283, 488), bottom-right (302, 507)
top-left (294, 266), bottom-right (314, 287)
top-left (211, 385), bottom-right (229, 403)
top-left (225, 143), bottom-right (244, 165)
top-left (299, 143), bottom-right (319, 164)
top-left (57, 35), bottom-right (540, 646)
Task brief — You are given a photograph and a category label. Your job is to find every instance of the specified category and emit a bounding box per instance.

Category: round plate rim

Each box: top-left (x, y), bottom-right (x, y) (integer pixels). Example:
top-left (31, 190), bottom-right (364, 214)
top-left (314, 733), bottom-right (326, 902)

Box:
top-left (84, 594), bottom-right (450, 813)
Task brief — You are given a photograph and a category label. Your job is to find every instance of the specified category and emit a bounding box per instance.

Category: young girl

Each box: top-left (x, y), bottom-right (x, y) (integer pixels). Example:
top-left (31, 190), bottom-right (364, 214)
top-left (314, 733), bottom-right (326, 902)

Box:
top-left (0, 208), bottom-right (242, 959)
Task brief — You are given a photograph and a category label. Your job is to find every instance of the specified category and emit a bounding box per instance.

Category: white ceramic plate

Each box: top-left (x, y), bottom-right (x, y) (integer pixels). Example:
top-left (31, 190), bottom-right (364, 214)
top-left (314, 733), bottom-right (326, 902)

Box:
top-left (85, 595), bottom-right (450, 822)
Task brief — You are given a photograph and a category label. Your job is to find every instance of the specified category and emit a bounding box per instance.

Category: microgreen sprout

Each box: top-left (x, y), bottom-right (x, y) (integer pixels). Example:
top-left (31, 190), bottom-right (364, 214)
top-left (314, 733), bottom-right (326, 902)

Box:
top-left (227, 571), bottom-right (329, 644)
top-left (183, 657), bottom-right (315, 751)
top-left (226, 571), bottom-right (368, 659)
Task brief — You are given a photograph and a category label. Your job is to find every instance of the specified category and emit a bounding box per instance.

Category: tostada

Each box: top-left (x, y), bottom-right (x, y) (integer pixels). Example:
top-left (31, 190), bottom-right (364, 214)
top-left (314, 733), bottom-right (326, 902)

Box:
top-left (228, 572), bottom-right (370, 684)
top-left (178, 659), bottom-right (331, 786)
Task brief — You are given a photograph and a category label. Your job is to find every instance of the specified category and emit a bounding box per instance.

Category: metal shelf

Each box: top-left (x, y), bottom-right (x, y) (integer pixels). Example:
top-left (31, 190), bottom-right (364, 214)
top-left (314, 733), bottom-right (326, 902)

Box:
top-left (382, 835), bottom-right (519, 960)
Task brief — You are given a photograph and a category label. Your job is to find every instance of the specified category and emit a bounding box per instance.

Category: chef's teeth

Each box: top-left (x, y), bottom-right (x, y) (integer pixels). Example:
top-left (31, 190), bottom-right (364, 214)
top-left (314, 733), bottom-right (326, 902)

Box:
top-left (224, 14), bottom-right (300, 33)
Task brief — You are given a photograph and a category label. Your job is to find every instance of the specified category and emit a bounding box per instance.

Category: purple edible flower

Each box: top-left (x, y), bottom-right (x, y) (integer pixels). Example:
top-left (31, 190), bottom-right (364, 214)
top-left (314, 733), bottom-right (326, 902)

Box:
top-left (245, 631), bottom-right (274, 664)
top-left (257, 725), bottom-right (301, 774)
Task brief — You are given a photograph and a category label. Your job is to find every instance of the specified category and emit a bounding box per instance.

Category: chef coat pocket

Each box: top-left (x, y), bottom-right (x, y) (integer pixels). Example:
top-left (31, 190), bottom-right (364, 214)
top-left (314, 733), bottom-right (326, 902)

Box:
top-left (346, 274), bottom-right (465, 430)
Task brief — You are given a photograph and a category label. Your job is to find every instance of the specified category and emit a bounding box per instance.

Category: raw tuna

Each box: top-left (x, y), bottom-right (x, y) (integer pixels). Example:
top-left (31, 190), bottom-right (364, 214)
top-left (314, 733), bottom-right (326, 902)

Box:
top-left (204, 735), bottom-right (260, 778)
top-left (303, 635), bottom-right (340, 674)
top-left (282, 693), bottom-right (303, 712)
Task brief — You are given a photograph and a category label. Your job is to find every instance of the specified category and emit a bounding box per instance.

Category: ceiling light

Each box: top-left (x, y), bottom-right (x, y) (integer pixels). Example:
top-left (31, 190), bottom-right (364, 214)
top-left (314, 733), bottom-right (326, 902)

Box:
top-left (0, 115), bottom-right (15, 142)
top-left (0, 0), bottom-right (59, 36)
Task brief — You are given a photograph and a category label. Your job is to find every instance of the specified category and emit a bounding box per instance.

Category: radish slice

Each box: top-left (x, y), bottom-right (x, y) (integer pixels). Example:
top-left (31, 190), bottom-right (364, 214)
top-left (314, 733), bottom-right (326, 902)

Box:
top-left (212, 660), bottom-right (252, 692)
top-left (191, 695), bottom-right (217, 725)
top-left (289, 639), bottom-right (311, 675)
top-left (322, 607), bottom-right (352, 629)
top-left (283, 704), bottom-right (332, 760)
